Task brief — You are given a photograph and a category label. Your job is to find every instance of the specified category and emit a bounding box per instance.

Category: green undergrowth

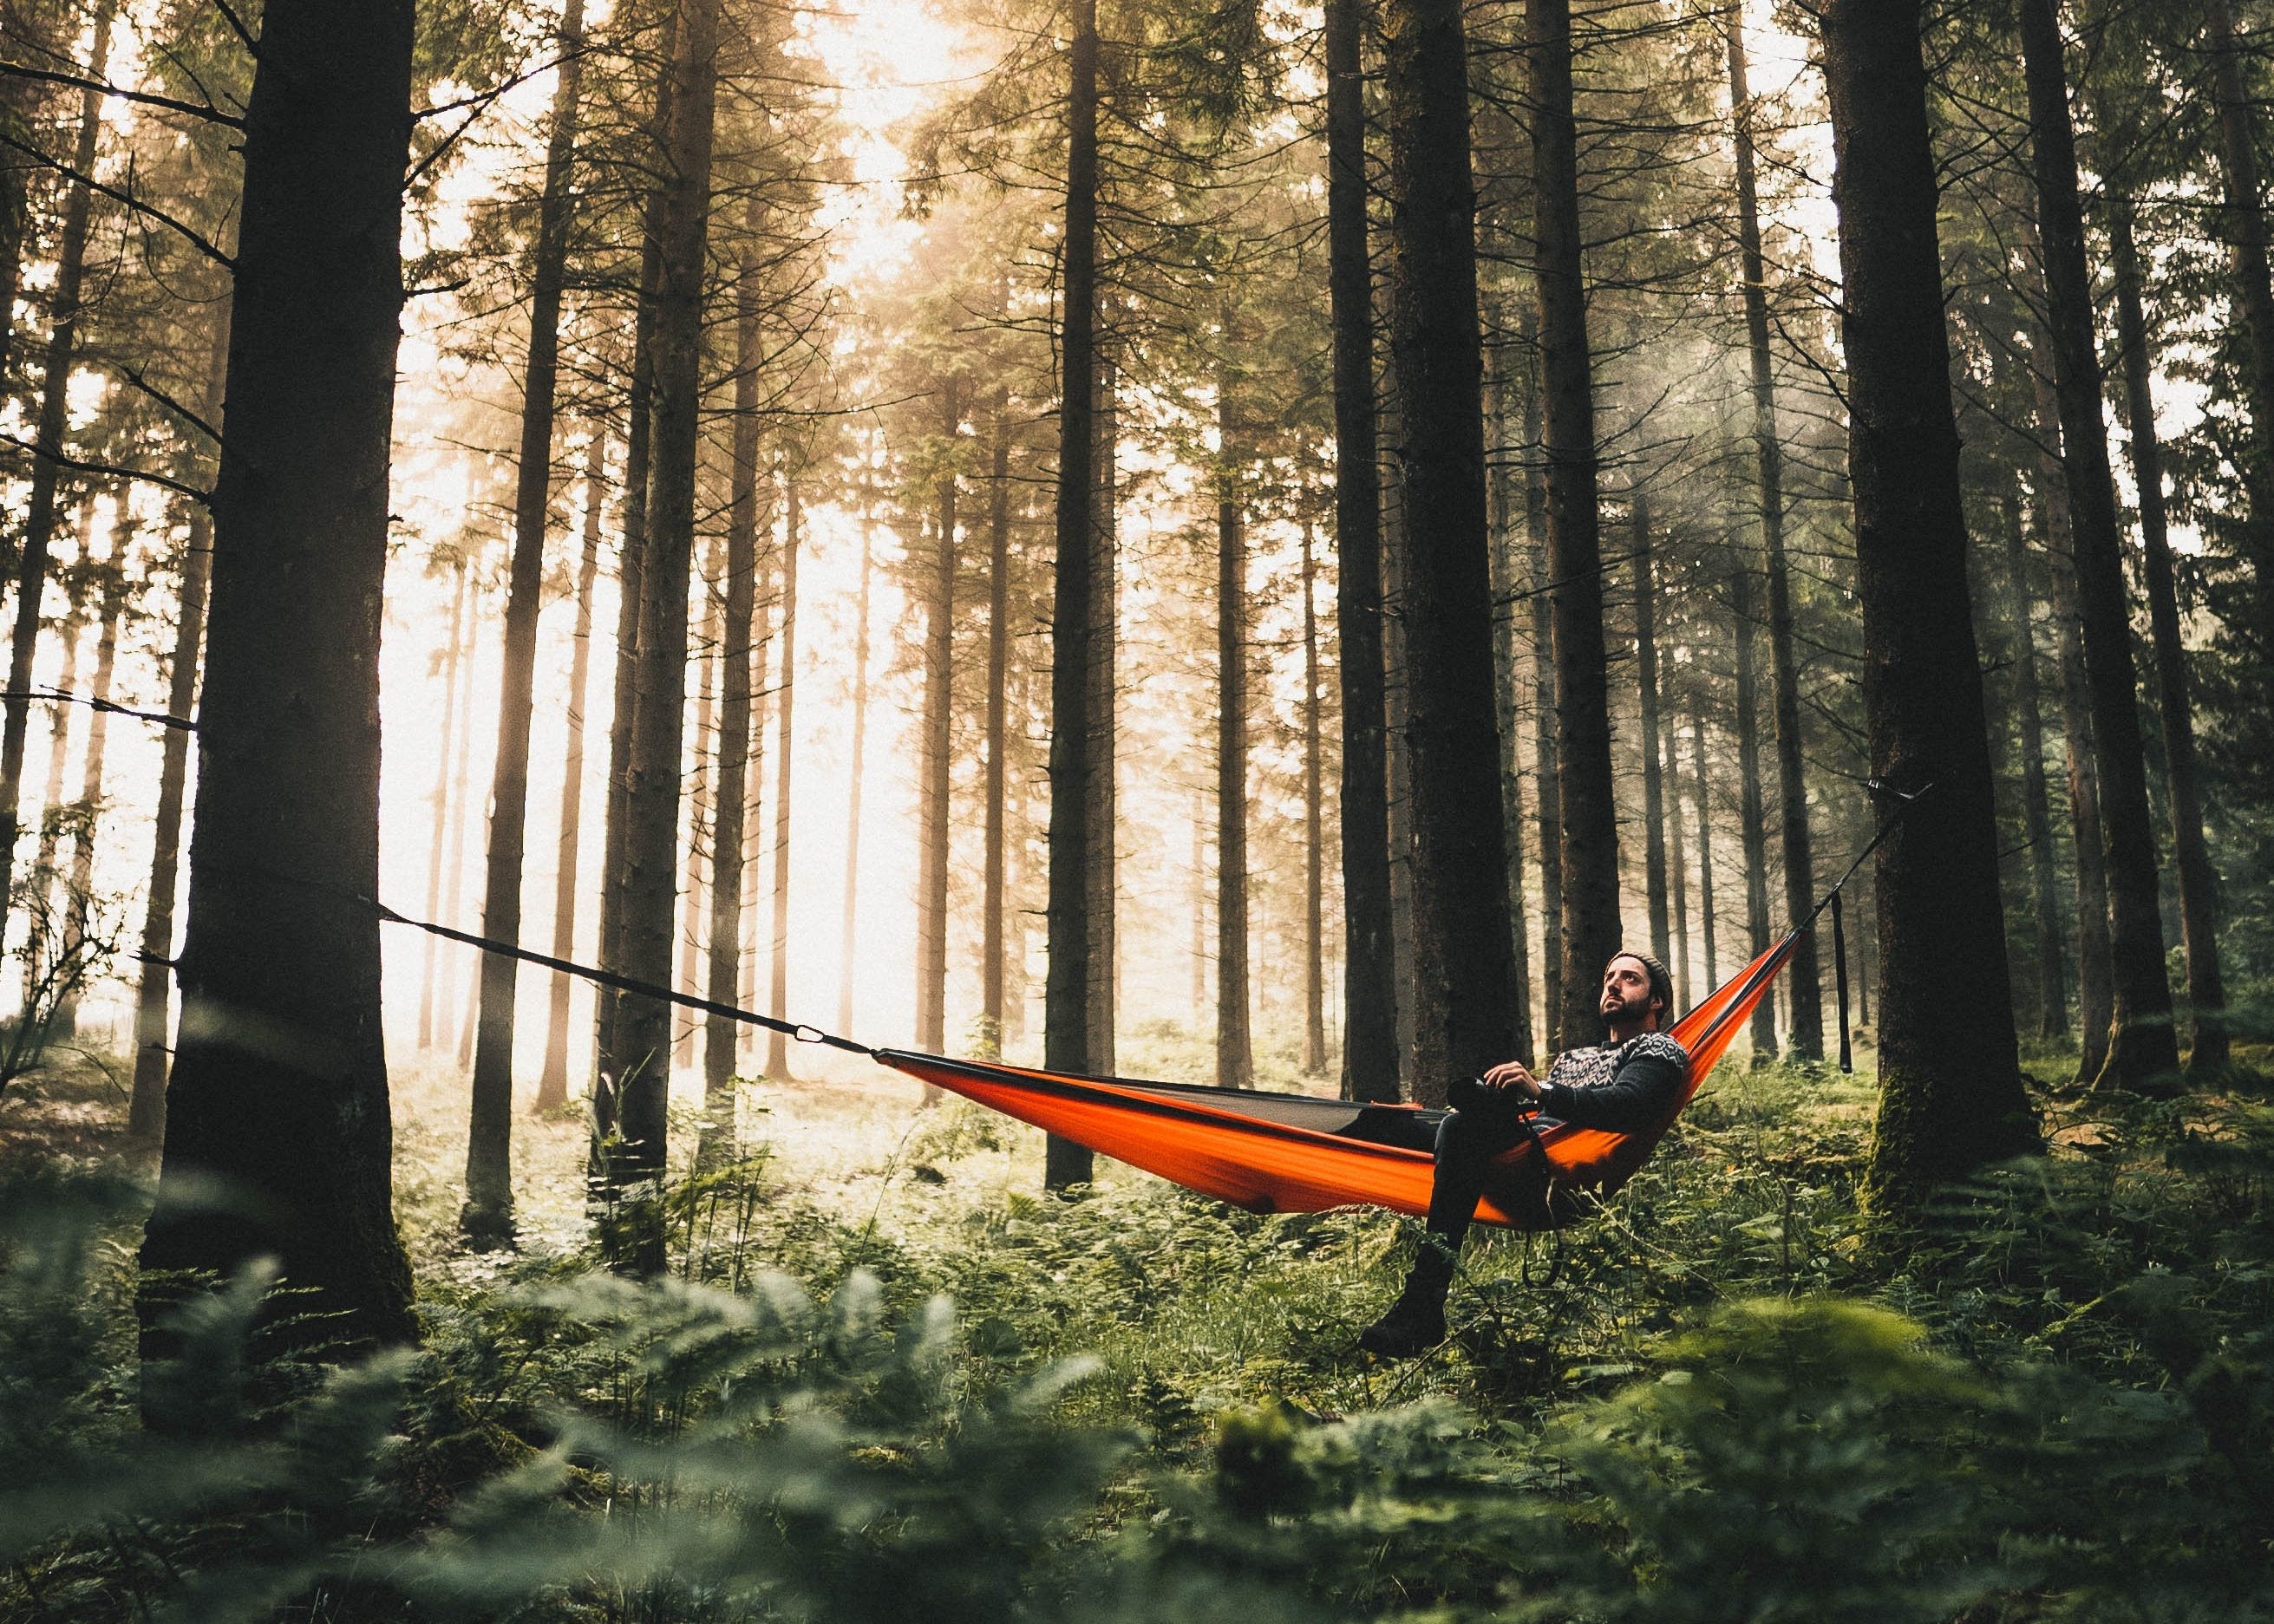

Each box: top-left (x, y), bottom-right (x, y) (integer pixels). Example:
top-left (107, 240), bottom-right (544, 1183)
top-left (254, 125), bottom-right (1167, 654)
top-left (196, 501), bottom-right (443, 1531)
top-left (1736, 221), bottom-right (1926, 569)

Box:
top-left (3, 1053), bottom-right (2272, 1620)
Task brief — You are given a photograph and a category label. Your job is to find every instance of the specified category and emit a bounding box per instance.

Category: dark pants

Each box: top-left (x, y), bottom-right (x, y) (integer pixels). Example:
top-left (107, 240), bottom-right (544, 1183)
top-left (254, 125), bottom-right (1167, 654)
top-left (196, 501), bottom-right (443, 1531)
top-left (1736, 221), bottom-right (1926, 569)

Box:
top-left (1345, 1093), bottom-right (1539, 1254)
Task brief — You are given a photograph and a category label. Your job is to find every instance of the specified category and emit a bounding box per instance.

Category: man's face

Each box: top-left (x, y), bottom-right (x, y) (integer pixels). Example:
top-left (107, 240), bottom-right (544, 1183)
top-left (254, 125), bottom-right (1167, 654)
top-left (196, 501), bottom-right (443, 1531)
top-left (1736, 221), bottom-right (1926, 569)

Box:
top-left (1600, 956), bottom-right (1662, 1027)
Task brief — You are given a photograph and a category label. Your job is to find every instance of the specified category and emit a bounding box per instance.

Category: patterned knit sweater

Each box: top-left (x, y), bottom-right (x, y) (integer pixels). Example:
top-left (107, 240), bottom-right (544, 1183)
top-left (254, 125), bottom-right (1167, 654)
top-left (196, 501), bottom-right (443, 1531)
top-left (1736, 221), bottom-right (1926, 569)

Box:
top-left (1449, 1031), bottom-right (1689, 1135)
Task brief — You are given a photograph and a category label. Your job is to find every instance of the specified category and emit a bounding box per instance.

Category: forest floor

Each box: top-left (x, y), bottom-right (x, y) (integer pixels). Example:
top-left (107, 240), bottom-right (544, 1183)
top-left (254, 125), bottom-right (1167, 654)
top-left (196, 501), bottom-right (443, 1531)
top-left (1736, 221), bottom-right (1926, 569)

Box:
top-left (5, 1022), bottom-right (2271, 1619)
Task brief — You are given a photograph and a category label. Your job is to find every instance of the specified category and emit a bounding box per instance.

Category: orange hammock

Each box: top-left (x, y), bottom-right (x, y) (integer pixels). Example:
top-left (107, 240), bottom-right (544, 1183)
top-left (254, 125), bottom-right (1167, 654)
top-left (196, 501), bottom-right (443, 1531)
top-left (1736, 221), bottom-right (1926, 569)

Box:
top-left (876, 929), bottom-right (1800, 1231)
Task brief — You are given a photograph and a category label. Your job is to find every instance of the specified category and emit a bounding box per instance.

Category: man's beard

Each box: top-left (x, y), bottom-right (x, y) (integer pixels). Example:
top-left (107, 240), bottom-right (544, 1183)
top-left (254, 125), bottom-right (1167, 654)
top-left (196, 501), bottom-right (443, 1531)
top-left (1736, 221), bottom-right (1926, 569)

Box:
top-left (1601, 993), bottom-right (1652, 1026)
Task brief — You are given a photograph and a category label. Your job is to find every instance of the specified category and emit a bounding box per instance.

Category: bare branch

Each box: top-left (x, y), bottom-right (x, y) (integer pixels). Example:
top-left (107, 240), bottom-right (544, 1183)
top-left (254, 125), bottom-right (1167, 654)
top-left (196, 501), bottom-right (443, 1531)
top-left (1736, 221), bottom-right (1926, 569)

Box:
top-left (0, 133), bottom-right (236, 272)
top-left (0, 62), bottom-right (244, 127)
top-left (0, 434), bottom-right (212, 506)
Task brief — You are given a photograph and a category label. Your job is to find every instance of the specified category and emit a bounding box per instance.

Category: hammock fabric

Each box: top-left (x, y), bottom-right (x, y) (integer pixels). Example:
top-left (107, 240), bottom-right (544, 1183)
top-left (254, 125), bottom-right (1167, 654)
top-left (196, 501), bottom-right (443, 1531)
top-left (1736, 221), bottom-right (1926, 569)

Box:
top-left (875, 930), bottom-right (1800, 1231)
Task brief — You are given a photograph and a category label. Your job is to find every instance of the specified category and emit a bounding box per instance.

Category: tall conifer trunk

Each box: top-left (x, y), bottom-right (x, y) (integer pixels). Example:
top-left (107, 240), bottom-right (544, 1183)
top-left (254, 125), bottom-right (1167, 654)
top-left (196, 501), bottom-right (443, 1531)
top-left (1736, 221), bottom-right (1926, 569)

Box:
top-left (1689, 707), bottom-right (1719, 987)
top-left (762, 480), bottom-right (800, 1081)
top-left (538, 433), bottom-right (607, 1112)
top-left (0, 0), bottom-right (114, 926)
top-left (465, 0), bottom-right (590, 1242)
top-left (140, 0), bottom-right (420, 1357)
top-left (1522, 327), bottom-right (1564, 1049)
top-left (1044, 0), bottom-right (1099, 1186)
top-left (1324, 0), bottom-right (1399, 1103)
top-left (1531, 0), bottom-right (1618, 1050)
top-left (1302, 516), bottom-right (1329, 1075)
top-left (983, 389), bottom-right (1012, 1047)
top-left (1730, 554), bottom-right (1774, 1057)
top-left (1384, 0), bottom-right (1515, 1094)
top-left (836, 525), bottom-right (872, 1037)
top-left (1820, 0), bottom-right (2034, 1211)
top-left (1663, 649), bottom-right (1691, 1008)
top-left (2108, 199), bottom-right (2225, 1073)
top-left (603, 0), bottom-right (721, 1269)
top-left (2205, 0), bottom-right (2274, 624)
top-left (1216, 380), bottom-right (1252, 1089)
top-left (1487, 328), bottom-right (1535, 1062)
top-left (130, 310), bottom-right (230, 1139)
top-left (57, 534), bottom-right (123, 1035)
top-left (916, 382), bottom-right (958, 1053)
top-left (1088, 358), bottom-right (1118, 1073)
top-left (1633, 497), bottom-right (1670, 972)
top-left (2018, 0), bottom-right (2177, 1091)
top-left (1727, 10), bottom-right (1821, 1059)
top-left (420, 567), bottom-right (468, 1053)
top-left (1997, 489), bottom-right (2069, 1041)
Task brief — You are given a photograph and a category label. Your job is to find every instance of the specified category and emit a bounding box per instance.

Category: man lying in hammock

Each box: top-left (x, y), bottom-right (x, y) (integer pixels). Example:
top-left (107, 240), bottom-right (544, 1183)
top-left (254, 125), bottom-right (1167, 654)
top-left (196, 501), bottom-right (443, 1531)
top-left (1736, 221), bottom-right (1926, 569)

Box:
top-left (1356, 949), bottom-right (1686, 1358)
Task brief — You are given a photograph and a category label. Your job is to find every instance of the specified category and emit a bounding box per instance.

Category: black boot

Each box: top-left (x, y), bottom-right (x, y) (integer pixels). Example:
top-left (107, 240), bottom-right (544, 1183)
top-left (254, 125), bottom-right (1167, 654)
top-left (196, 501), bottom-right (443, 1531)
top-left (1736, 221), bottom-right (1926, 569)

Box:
top-left (1358, 1237), bottom-right (1455, 1357)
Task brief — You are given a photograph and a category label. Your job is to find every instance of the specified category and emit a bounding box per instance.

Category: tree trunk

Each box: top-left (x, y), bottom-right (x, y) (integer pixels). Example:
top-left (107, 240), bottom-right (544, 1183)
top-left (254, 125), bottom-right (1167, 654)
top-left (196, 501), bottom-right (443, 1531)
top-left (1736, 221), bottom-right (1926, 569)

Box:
top-left (1088, 357), bottom-right (1118, 1074)
top-left (740, 497), bottom-right (774, 1068)
top-left (983, 388), bottom-right (1012, 1049)
top-left (1730, 558), bottom-right (1775, 1058)
top-left (1998, 487), bottom-right (2069, 1042)
top-left (603, 0), bottom-right (721, 1269)
top-left (464, 0), bottom-right (589, 1242)
top-left (1633, 496), bottom-right (1670, 974)
top-left (1324, 0), bottom-right (1399, 1103)
top-left (762, 478), bottom-right (800, 1081)
top-left (538, 433), bottom-right (606, 1112)
top-left (2204, 0), bottom-right (2274, 627)
top-left (1487, 324), bottom-right (1535, 1063)
top-left (1303, 516), bottom-right (1329, 1076)
top-left (130, 309), bottom-right (231, 1140)
top-left (2108, 196), bottom-right (2225, 1073)
top-left (1531, 0), bottom-right (1618, 1052)
top-left (836, 521), bottom-right (872, 1038)
top-left (1820, 0), bottom-right (2034, 1213)
top-left (1663, 648), bottom-right (1691, 1009)
top-left (0, 0), bottom-right (114, 928)
top-left (916, 382), bottom-right (958, 1053)
top-left (1523, 323), bottom-right (1564, 1051)
top-left (57, 533), bottom-right (125, 1036)
top-left (1216, 377), bottom-right (1252, 1090)
top-left (139, 0), bottom-right (419, 1359)
top-left (447, 581), bottom-right (480, 1070)
top-left (1690, 705), bottom-right (1719, 988)
top-left (1386, 0), bottom-right (1516, 1092)
top-left (32, 598), bottom-right (83, 964)
top-left (2018, 0), bottom-right (2178, 1092)
top-left (1727, 10), bottom-right (1822, 1060)
top-left (1044, 0), bottom-right (1099, 1188)
top-left (705, 205), bottom-right (766, 1121)
top-left (594, 42), bottom-right (677, 1084)
top-left (679, 551), bottom-right (718, 1026)
top-left (2039, 460), bottom-right (2115, 1084)
top-left (419, 566), bottom-right (468, 1053)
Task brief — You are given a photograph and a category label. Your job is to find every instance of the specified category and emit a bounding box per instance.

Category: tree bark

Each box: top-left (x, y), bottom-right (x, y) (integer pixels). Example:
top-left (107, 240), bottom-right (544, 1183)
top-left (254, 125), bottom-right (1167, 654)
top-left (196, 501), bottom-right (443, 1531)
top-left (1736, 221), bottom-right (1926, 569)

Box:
top-left (1487, 325), bottom-right (1535, 1063)
top-left (1324, 0), bottom-right (1399, 1103)
top-left (2038, 455), bottom-right (2114, 1084)
top-left (2204, 0), bottom-right (2274, 628)
top-left (679, 550), bottom-right (718, 1026)
top-left (1088, 356), bottom-right (1117, 1073)
top-left (835, 521), bottom-right (872, 1038)
top-left (1522, 323), bottom-right (1564, 1050)
top-left (603, 0), bottom-right (721, 1269)
top-left (419, 565), bottom-right (468, 1053)
top-left (1727, 10), bottom-right (1821, 1060)
top-left (57, 530), bottom-right (125, 1035)
top-left (1632, 496), bottom-right (1670, 974)
top-left (130, 309), bottom-right (231, 1140)
top-left (1530, 0), bottom-right (1618, 1053)
top-left (1820, 0), bottom-right (2034, 1212)
top-left (1663, 645), bottom-right (1690, 1009)
top-left (916, 382), bottom-right (957, 1053)
top-left (762, 478), bottom-right (800, 1082)
top-left (2018, 0), bottom-right (2177, 1091)
top-left (1385, 0), bottom-right (1515, 1092)
top-left (1730, 557), bottom-right (1775, 1057)
top-left (538, 432), bottom-right (607, 1112)
top-left (1997, 487), bottom-right (2069, 1042)
top-left (0, 0), bottom-right (114, 927)
top-left (1302, 516), bottom-right (1328, 1075)
top-left (1690, 704), bottom-right (1719, 988)
top-left (983, 388), bottom-right (1012, 1048)
top-left (2107, 196), bottom-right (2226, 1073)
top-left (464, 0), bottom-right (589, 1242)
top-left (140, 0), bottom-right (419, 1358)
top-left (1216, 377), bottom-right (1252, 1089)
top-left (1044, 0), bottom-right (1099, 1187)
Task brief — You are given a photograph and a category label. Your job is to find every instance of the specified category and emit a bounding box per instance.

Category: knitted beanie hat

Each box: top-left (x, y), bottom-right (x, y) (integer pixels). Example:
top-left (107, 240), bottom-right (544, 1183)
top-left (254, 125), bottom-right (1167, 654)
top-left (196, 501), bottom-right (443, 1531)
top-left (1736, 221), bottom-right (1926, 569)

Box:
top-left (1610, 949), bottom-right (1676, 1023)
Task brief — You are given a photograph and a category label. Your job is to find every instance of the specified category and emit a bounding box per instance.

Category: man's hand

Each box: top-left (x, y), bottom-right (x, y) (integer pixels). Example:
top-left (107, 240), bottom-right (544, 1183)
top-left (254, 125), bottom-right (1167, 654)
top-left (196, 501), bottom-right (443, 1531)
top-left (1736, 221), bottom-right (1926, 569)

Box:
top-left (1481, 1060), bottom-right (1541, 1099)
